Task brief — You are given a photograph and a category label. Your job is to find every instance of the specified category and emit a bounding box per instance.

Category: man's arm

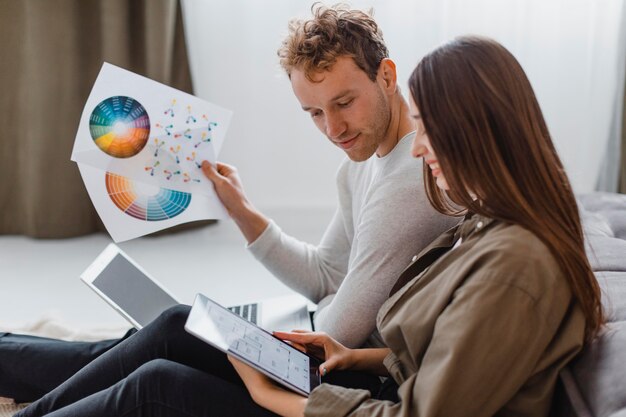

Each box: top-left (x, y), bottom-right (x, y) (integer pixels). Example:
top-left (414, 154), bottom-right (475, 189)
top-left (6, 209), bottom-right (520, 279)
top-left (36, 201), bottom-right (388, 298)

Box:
top-left (202, 160), bottom-right (348, 303)
top-left (203, 158), bottom-right (457, 348)
top-left (310, 172), bottom-right (451, 347)
top-left (202, 161), bottom-right (269, 243)
top-left (249, 165), bottom-right (454, 348)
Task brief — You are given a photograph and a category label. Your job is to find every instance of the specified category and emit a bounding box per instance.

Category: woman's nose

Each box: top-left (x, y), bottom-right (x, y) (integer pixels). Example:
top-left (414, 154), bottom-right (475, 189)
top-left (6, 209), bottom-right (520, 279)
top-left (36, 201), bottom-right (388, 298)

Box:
top-left (411, 140), bottom-right (427, 159)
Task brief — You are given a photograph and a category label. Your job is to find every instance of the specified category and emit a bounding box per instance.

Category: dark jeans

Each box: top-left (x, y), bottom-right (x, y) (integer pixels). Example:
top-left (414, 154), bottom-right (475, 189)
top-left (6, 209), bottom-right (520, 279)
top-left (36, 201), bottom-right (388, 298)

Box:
top-left (6, 305), bottom-right (397, 417)
top-left (0, 328), bottom-right (136, 402)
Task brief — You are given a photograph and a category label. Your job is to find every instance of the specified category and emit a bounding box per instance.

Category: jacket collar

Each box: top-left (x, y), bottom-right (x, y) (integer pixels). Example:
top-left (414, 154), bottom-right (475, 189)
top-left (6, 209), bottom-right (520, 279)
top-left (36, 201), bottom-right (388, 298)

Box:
top-left (455, 212), bottom-right (496, 242)
top-left (388, 213), bottom-right (496, 297)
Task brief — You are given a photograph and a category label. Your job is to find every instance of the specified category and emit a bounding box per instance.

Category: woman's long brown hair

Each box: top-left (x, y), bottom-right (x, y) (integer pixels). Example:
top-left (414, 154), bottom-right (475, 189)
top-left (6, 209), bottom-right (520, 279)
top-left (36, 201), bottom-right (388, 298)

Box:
top-left (409, 36), bottom-right (603, 342)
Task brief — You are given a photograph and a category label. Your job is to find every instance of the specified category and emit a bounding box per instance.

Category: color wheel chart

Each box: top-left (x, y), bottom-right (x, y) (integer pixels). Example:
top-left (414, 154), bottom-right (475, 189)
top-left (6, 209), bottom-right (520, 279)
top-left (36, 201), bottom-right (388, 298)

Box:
top-left (105, 172), bottom-right (191, 221)
top-left (89, 96), bottom-right (150, 158)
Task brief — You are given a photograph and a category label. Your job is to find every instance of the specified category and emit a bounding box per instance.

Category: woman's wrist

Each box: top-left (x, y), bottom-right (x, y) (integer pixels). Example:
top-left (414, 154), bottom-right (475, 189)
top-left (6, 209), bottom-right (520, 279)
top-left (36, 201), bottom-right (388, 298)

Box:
top-left (345, 347), bottom-right (358, 369)
top-left (350, 348), bottom-right (367, 369)
top-left (349, 348), bottom-right (391, 375)
top-left (252, 384), bottom-right (307, 417)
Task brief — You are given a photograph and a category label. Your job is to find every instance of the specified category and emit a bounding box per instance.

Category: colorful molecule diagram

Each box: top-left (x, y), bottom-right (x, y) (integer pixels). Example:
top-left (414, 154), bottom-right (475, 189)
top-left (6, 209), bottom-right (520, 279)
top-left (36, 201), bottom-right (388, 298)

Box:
top-left (169, 145), bottom-right (182, 163)
top-left (164, 99), bottom-right (176, 117)
top-left (153, 139), bottom-right (165, 157)
top-left (144, 160), bottom-right (160, 176)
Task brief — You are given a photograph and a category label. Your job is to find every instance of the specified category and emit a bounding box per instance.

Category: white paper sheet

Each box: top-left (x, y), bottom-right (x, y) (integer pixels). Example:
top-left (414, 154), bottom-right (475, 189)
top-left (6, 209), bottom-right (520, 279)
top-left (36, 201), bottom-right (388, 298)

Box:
top-left (72, 63), bottom-right (232, 197)
top-left (78, 163), bottom-right (227, 242)
top-left (72, 63), bottom-right (231, 242)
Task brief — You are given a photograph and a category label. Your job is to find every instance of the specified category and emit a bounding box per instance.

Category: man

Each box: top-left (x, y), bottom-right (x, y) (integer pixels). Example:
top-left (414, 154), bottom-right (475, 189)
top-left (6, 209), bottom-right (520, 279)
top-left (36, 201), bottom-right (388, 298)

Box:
top-left (201, 3), bottom-right (455, 349)
top-left (0, 3), bottom-right (456, 405)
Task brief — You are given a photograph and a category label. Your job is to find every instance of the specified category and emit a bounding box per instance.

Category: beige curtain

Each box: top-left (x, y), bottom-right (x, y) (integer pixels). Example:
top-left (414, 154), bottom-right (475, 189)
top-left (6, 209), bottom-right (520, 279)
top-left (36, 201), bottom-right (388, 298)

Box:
top-left (621, 84), bottom-right (626, 194)
top-left (0, 0), bottom-right (195, 237)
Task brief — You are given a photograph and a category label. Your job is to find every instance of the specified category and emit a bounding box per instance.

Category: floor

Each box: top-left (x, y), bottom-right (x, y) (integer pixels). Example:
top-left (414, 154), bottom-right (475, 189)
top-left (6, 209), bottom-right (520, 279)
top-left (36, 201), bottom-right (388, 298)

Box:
top-left (0, 207), bottom-right (333, 332)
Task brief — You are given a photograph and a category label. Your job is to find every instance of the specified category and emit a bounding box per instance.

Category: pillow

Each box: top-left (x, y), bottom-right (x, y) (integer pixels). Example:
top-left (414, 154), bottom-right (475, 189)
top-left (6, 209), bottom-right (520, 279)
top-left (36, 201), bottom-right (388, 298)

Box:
top-left (559, 270), bottom-right (626, 417)
top-left (580, 209), bottom-right (615, 238)
top-left (578, 192), bottom-right (626, 213)
top-left (562, 321), bottom-right (626, 417)
top-left (585, 236), bottom-right (626, 272)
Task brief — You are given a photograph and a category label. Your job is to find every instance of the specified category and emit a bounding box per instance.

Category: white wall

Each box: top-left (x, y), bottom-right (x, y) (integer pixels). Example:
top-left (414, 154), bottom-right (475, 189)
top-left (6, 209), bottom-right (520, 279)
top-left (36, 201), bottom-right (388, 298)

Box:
top-left (181, 1), bottom-right (344, 212)
top-left (182, 0), bottom-right (626, 211)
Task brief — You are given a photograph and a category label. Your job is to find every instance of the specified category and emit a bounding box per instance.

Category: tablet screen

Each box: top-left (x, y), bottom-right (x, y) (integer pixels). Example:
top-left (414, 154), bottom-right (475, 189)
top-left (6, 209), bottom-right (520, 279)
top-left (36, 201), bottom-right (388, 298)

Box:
top-left (92, 252), bottom-right (178, 327)
top-left (185, 294), bottom-right (321, 396)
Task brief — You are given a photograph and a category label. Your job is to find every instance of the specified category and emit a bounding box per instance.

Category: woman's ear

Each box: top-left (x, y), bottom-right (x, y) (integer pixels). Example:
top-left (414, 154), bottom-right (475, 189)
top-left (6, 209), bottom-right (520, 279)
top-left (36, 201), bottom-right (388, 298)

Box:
top-left (378, 58), bottom-right (398, 94)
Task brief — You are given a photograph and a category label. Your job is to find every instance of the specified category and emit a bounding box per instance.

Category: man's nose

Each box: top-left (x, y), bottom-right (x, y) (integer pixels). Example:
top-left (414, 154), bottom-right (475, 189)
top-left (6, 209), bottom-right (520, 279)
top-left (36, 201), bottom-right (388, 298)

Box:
top-left (325, 113), bottom-right (347, 140)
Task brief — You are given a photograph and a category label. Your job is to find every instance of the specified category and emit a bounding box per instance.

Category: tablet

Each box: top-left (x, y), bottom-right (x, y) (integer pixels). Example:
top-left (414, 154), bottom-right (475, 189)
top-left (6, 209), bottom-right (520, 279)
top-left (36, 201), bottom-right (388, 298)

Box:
top-left (185, 293), bottom-right (322, 397)
top-left (80, 243), bottom-right (180, 329)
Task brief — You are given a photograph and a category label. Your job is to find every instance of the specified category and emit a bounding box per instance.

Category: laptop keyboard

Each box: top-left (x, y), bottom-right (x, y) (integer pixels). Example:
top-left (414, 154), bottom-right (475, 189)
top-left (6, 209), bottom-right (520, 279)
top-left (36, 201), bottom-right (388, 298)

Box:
top-left (227, 303), bottom-right (258, 324)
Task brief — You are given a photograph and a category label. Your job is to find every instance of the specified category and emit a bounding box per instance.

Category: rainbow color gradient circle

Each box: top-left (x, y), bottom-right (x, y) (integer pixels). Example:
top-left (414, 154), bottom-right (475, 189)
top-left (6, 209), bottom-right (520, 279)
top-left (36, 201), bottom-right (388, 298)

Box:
top-left (105, 172), bottom-right (191, 221)
top-left (90, 96), bottom-right (150, 158)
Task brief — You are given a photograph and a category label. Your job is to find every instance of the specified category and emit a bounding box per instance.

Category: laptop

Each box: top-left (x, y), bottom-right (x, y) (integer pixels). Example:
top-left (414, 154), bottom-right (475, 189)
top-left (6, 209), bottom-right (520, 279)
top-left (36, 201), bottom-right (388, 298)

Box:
top-left (80, 243), bottom-right (313, 331)
top-left (185, 293), bottom-right (321, 397)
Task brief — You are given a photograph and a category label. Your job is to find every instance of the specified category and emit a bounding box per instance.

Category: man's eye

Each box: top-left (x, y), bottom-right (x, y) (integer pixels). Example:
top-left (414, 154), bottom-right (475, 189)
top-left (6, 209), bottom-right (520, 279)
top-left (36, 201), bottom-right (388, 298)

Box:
top-left (338, 99), bottom-right (353, 108)
top-left (310, 111), bottom-right (322, 118)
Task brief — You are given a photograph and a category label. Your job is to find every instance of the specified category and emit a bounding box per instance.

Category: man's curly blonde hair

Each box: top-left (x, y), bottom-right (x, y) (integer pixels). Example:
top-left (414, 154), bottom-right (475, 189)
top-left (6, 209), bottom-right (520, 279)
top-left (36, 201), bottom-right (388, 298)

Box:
top-left (277, 3), bottom-right (388, 82)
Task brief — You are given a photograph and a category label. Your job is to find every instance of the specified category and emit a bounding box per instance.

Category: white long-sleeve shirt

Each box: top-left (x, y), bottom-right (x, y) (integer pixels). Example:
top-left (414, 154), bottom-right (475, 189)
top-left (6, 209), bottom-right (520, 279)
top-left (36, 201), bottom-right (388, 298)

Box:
top-left (247, 132), bottom-right (458, 348)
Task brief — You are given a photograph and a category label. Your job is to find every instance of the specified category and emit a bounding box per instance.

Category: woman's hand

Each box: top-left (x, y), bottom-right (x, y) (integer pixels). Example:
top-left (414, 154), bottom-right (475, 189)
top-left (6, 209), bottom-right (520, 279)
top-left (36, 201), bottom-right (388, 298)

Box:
top-left (228, 355), bottom-right (307, 417)
top-left (273, 330), bottom-right (354, 376)
top-left (227, 355), bottom-right (275, 400)
top-left (276, 331), bottom-right (391, 376)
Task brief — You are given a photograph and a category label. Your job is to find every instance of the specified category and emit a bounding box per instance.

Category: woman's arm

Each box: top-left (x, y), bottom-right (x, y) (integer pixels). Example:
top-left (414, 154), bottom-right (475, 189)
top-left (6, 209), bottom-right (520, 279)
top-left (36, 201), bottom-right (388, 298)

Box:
top-left (233, 277), bottom-right (573, 417)
top-left (304, 273), bottom-right (579, 417)
top-left (273, 331), bottom-right (390, 376)
top-left (229, 356), bottom-right (307, 417)
top-left (228, 332), bottom-right (389, 417)
top-left (348, 348), bottom-right (390, 375)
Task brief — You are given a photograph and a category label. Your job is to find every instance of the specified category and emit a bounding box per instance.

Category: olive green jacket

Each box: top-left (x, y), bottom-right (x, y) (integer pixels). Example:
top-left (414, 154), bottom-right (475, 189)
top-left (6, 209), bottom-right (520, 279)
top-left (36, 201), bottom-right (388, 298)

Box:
top-left (305, 215), bottom-right (585, 417)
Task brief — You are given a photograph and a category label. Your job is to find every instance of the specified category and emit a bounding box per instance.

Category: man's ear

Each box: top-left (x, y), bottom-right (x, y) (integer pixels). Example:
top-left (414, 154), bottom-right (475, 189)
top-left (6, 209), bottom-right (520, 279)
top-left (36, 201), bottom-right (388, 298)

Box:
top-left (377, 58), bottom-right (398, 94)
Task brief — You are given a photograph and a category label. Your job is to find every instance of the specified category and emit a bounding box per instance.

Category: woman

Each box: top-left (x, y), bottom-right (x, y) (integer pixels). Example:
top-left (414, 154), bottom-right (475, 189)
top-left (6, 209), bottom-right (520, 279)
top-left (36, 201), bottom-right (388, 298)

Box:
top-left (229, 35), bottom-right (604, 416)
top-left (16, 36), bottom-right (603, 417)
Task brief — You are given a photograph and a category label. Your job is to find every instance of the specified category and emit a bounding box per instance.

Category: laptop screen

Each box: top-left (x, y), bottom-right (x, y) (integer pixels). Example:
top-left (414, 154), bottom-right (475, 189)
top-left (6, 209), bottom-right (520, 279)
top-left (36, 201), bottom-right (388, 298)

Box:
top-left (92, 253), bottom-right (178, 327)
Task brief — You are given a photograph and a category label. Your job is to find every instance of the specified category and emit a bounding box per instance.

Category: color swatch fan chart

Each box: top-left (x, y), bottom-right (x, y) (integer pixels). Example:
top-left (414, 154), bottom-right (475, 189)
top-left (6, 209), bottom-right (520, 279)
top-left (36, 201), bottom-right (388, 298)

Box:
top-left (72, 63), bottom-right (232, 242)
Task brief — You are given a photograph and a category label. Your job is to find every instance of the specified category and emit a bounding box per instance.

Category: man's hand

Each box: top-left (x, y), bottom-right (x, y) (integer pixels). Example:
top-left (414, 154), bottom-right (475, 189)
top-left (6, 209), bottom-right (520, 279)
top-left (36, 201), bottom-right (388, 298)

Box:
top-left (201, 161), bottom-right (248, 215)
top-left (202, 161), bottom-right (269, 243)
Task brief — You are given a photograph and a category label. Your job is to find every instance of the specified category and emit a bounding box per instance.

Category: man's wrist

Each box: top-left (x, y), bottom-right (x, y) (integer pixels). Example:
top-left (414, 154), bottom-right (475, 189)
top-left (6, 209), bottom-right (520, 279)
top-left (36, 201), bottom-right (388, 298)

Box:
top-left (232, 202), bottom-right (270, 244)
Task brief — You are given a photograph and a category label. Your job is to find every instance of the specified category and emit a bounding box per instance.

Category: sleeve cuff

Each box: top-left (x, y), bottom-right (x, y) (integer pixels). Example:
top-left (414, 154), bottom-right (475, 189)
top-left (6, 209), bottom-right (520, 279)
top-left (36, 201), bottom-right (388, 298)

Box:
top-left (383, 351), bottom-right (405, 384)
top-left (305, 384), bottom-right (371, 417)
top-left (246, 220), bottom-right (280, 260)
